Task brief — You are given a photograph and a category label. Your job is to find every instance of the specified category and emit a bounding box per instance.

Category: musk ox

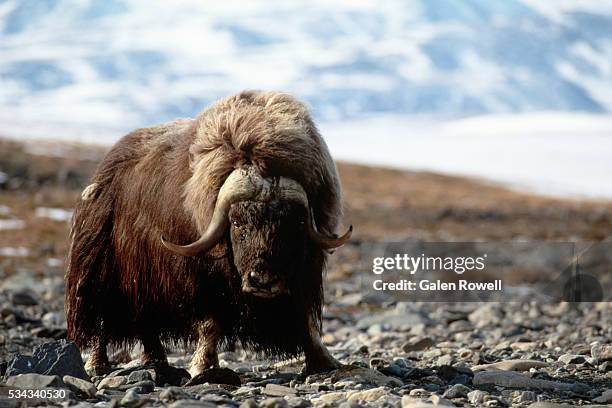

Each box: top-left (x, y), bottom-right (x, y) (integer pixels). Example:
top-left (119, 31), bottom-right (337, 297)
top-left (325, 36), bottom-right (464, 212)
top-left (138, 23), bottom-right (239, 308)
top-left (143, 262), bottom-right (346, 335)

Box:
top-left (65, 90), bottom-right (352, 377)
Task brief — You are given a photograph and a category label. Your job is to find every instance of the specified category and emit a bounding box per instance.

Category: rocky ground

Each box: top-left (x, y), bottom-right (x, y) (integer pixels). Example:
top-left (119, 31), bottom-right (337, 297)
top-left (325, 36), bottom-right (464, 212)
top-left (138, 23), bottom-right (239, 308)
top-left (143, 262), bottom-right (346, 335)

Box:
top-left (1, 138), bottom-right (611, 407)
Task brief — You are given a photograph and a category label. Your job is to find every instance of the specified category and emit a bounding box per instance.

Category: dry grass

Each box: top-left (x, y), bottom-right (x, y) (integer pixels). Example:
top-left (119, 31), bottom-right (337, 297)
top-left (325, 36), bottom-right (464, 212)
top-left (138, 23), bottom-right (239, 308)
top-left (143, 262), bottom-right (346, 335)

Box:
top-left (338, 162), bottom-right (612, 241)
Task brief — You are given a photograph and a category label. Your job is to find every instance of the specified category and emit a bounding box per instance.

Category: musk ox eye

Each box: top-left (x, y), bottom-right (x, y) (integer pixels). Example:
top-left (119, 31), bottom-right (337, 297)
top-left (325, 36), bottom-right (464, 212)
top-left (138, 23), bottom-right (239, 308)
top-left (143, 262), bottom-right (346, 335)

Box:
top-left (232, 220), bottom-right (241, 228)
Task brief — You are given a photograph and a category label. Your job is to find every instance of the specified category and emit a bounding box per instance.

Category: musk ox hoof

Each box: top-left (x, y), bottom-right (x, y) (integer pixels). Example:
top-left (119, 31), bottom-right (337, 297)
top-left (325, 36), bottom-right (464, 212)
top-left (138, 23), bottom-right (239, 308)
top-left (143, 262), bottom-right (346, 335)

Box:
top-left (188, 363), bottom-right (218, 379)
top-left (184, 367), bottom-right (241, 387)
top-left (84, 364), bottom-right (112, 378)
top-left (302, 358), bottom-right (343, 377)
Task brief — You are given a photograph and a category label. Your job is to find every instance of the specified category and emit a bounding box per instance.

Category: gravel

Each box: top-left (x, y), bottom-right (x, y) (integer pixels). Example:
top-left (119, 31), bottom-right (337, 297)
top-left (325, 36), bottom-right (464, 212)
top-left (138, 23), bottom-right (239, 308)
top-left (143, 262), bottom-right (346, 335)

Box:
top-left (0, 252), bottom-right (611, 407)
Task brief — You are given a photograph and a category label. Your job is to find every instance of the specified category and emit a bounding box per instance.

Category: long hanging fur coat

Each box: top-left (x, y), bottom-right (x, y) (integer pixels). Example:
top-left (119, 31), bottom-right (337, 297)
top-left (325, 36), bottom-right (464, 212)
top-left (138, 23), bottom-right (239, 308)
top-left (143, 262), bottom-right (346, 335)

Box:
top-left (65, 90), bottom-right (344, 356)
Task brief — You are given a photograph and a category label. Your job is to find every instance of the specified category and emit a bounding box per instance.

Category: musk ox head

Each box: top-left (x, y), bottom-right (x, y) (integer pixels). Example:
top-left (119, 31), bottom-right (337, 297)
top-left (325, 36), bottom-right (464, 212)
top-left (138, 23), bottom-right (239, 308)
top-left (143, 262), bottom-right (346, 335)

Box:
top-left (161, 166), bottom-right (351, 298)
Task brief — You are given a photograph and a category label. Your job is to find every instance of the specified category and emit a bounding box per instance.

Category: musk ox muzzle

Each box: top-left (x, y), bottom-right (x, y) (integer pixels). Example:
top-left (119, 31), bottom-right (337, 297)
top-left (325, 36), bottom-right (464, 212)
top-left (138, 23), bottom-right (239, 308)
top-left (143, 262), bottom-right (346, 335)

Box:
top-left (242, 263), bottom-right (286, 298)
top-left (160, 166), bottom-right (352, 258)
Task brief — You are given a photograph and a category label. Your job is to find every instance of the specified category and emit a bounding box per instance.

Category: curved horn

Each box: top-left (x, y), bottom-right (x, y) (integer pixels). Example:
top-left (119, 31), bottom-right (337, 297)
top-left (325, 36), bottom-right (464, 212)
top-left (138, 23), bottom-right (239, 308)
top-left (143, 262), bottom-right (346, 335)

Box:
top-left (307, 214), bottom-right (353, 249)
top-left (276, 178), bottom-right (352, 249)
top-left (276, 177), bottom-right (309, 206)
top-left (161, 166), bottom-right (264, 257)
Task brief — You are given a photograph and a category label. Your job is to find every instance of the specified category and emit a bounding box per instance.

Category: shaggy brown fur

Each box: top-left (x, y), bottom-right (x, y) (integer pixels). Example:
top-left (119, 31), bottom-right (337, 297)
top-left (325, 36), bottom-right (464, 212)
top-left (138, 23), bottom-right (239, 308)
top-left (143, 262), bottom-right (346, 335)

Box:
top-left (187, 91), bottom-right (341, 235)
top-left (65, 90), bottom-right (344, 370)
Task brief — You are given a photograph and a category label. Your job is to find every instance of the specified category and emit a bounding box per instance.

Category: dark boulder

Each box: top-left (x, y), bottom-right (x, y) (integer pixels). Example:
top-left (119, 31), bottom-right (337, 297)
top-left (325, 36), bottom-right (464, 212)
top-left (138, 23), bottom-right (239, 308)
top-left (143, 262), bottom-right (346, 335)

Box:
top-left (5, 340), bottom-right (88, 380)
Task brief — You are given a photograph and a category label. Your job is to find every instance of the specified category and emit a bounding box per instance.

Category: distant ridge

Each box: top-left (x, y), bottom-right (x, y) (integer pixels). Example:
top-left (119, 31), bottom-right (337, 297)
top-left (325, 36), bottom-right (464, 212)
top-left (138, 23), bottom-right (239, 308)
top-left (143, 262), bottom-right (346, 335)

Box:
top-left (0, 0), bottom-right (611, 131)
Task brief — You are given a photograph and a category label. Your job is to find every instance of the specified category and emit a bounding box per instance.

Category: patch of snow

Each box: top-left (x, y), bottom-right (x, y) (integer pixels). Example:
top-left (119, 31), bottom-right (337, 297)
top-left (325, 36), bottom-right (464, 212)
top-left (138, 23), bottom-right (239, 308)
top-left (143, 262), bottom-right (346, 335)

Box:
top-left (0, 247), bottom-right (29, 257)
top-left (35, 207), bottom-right (73, 222)
top-left (321, 112), bottom-right (612, 199)
top-left (46, 258), bottom-right (63, 267)
top-left (0, 205), bottom-right (11, 216)
top-left (0, 218), bottom-right (25, 230)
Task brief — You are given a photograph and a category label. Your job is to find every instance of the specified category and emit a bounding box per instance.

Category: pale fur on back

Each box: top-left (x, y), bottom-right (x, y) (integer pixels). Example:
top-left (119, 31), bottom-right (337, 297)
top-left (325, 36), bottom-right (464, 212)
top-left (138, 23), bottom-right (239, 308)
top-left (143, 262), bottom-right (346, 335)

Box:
top-left (184, 90), bottom-right (342, 236)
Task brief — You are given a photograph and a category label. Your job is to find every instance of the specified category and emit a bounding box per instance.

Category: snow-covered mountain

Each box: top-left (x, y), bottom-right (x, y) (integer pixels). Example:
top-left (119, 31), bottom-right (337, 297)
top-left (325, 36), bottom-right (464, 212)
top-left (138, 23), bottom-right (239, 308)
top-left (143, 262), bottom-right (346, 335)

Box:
top-left (1, 0), bottom-right (612, 136)
top-left (2, 1), bottom-right (612, 199)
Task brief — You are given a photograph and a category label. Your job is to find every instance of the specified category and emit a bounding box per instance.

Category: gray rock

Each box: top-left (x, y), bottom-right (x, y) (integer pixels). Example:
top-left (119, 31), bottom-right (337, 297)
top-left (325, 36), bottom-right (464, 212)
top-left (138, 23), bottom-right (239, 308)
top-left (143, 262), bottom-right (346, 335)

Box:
top-left (472, 359), bottom-right (549, 372)
top-left (516, 390), bottom-right (537, 402)
top-left (9, 290), bottom-right (38, 306)
top-left (429, 395), bottom-right (454, 406)
top-left (309, 366), bottom-right (402, 387)
top-left (127, 369), bottom-right (153, 383)
top-left (41, 311), bottom-right (65, 327)
top-left (337, 293), bottom-right (364, 306)
top-left (6, 373), bottom-right (64, 388)
top-left (260, 398), bottom-right (290, 408)
top-left (436, 355), bottom-right (453, 366)
top-left (199, 394), bottom-right (238, 406)
top-left (367, 324), bottom-right (384, 335)
top-left (378, 362), bottom-right (406, 377)
top-left (408, 388), bottom-right (429, 397)
top-left (239, 399), bottom-right (259, 408)
top-left (591, 344), bottom-right (612, 361)
top-left (511, 342), bottom-right (537, 351)
top-left (420, 375), bottom-right (444, 387)
top-left (422, 349), bottom-right (442, 359)
top-left (41, 312), bottom-right (66, 327)
top-left (0, 396), bottom-right (16, 408)
top-left (120, 389), bottom-right (140, 406)
top-left (338, 402), bottom-right (364, 408)
top-left (95, 388), bottom-right (124, 400)
top-left (33, 340), bottom-right (88, 379)
top-left (235, 385), bottom-right (260, 397)
top-left (264, 383), bottom-right (297, 396)
top-left (107, 362), bottom-right (187, 386)
top-left (4, 355), bottom-right (35, 378)
top-left (473, 370), bottom-right (585, 392)
top-left (402, 337), bottom-right (435, 352)
top-left (63, 375), bottom-right (97, 398)
top-left (169, 401), bottom-right (217, 408)
top-left (393, 358), bottom-right (412, 369)
top-left (5, 340), bottom-right (89, 380)
top-left (467, 390), bottom-right (489, 405)
top-left (357, 309), bottom-right (425, 331)
top-left (400, 396), bottom-right (436, 408)
top-left (527, 403), bottom-right (573, 408)
top-left (347, 387), bottom-right (396, 404)
top-left (468, 304), bottom-right (504, 327)
top-left (160, 386), bottom-right (193, 402)
top-left (97, 375), bottom-right (127, 389)
top-left (442, 384), bottom-right (471, 398)
top-left (314, 391), bottom-right (347, 405)
top-left (557, 354), bottom-right (586, 364)
top-left (118, 380), bottom-right (155, 393)
top-left (593, 389), bottom-right (612, 404)
top-left (284, 396), bottom-right (311, 408)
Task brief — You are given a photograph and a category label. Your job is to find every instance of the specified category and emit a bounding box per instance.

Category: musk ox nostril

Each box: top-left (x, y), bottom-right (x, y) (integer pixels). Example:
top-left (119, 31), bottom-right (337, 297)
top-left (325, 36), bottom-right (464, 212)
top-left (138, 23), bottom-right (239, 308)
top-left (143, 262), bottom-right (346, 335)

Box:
top-left (248, 272), bottom-right (277, 289)
top-left (248, 272), bottom-right (259, 288)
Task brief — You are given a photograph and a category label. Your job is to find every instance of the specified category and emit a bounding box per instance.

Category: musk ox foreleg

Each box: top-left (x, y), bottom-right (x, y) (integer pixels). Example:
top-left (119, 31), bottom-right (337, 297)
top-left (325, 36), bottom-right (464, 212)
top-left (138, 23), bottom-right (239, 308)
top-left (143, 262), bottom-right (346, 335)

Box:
top-left (84, 336), bottom-right (111, 376)
top-left (188, 319), bottom-right (220, 378)
top-left (303, 314), bottom-right (341, 375)
top-left (140, 334), bottom-right (167, 364)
